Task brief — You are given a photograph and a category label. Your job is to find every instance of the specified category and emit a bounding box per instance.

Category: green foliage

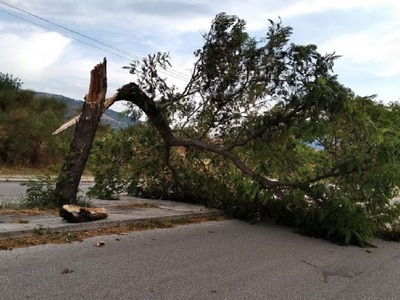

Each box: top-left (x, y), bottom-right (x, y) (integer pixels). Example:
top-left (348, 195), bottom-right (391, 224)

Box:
top-left (0, 72), bottom-right (22, 91)
top-left (90, 123), bottom-right (271, 221)
top-left (0, 72), bottom-right (69, 167)
top-left (264, 192), bottom-right (375, 246)
top-left (20, 176), bottom-right (90, 209)
top-left (20, 177), bottom-right (57, 208)
top-left (258, 96), bottom-right (400, 246)
top-left (87, 125), bottom-right (143, 199)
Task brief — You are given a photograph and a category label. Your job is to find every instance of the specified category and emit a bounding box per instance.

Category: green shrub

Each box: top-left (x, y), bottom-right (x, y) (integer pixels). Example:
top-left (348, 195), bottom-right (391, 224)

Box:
top-left (21, 176), bottom-right (90, 209)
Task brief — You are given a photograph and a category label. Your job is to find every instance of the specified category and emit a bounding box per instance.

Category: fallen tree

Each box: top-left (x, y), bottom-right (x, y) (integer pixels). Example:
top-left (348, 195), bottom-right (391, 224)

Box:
top-left (55, 13), bottom-right (400, 245)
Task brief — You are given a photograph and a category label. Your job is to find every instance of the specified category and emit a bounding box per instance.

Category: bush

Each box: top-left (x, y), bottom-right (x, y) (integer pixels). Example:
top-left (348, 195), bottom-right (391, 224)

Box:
top-left (21, 176), bottom-right (90, 209)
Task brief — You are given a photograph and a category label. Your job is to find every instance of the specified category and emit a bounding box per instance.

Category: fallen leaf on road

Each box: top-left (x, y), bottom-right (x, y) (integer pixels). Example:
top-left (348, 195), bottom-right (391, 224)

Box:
top-left (95, 241), bottom-right (105, 247)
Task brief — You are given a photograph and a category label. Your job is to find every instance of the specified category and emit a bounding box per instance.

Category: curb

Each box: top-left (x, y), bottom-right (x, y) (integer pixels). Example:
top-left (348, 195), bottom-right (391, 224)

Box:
top-left (0, 210), bottom-right (224, 240)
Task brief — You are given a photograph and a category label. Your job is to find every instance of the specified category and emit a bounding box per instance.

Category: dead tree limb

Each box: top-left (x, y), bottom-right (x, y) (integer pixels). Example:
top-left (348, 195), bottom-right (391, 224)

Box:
top-left (52, 87), bottom-right (119, 135)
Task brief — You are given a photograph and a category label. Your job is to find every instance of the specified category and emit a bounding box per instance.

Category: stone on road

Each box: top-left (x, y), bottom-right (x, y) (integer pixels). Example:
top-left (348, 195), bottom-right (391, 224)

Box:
top-left (0, 219), bottom-right (399, 300)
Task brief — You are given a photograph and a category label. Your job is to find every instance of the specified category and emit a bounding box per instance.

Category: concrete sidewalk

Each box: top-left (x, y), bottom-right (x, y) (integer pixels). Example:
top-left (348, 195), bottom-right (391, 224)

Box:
top-left (0, 195), bottom-right (223, 240)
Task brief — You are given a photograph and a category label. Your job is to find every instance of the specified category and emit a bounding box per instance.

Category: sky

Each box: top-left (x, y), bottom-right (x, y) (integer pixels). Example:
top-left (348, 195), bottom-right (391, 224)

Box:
top-left (0, 0), bottom-right (399, 112)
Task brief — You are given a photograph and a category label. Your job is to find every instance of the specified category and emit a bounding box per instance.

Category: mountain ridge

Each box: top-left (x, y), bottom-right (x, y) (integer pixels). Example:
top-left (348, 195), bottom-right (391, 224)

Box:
top-left (35, 92), bottom-right (133, 129)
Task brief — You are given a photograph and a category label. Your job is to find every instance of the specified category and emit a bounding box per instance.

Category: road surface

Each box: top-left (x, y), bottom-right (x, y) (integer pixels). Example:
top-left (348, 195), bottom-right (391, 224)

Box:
top-left (0, 182), bottom-right (27, 204)
top-left (1, 219), bottom-right (399, 299)
top-left (0, 181), bottom-right (92, 205)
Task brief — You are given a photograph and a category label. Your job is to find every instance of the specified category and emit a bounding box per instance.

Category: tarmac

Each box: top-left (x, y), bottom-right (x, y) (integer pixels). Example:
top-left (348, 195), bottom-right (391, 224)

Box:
top-left (0, 176), bottom-right (223, 240)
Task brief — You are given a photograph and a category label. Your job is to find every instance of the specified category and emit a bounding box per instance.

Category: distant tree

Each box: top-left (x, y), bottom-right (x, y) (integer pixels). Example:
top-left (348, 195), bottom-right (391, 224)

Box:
top-left (0, 72), bottom-right (68, 166)
top-left (0, 72), bottom-right (22, 90)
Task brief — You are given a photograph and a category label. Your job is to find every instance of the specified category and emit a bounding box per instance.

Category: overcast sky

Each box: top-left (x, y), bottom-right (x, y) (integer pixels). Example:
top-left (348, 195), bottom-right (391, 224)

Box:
top-left (0, 0), bottom-right (399, 112)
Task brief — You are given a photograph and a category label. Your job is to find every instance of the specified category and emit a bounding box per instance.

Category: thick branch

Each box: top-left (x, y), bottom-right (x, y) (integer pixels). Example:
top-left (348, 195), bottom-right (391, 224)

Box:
top-left (114, 83), bottom-right (363, 194)
top-left (53, 89), bottom-right (119, 135)
top-left (115, 83), bottom-right (279, 188)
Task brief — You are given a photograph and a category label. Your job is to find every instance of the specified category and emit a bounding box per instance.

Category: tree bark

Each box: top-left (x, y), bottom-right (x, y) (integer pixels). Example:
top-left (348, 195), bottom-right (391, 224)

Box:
top-left (54, 58), bottom-right (107, 206)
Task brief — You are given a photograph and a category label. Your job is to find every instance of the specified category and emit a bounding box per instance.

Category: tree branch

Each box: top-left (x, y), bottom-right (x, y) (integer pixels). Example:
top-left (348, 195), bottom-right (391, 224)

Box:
top-left (115, 82), bottom-right (280, 188)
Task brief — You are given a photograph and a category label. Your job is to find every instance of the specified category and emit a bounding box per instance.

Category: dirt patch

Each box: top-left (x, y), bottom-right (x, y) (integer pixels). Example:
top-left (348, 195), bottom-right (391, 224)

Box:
top-left (0, 208), bottom-right (57, 216)
top-left (0, 216), bottom-right (226, 250)
top-left (0, 167), bottom-right (55, 177)
top-left (9, 218), bottom-right (30, 224)
top-left (113, 203), bottom-right (159, 209)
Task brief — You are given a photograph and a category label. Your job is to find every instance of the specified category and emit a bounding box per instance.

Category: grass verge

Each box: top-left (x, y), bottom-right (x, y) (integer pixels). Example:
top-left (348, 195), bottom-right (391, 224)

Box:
top-left (0, 208), bottom-right (57, 216)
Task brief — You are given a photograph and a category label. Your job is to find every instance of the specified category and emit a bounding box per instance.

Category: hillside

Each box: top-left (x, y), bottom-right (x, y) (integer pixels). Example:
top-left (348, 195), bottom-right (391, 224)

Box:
top-left (35, 92), bottom-right (133, 129)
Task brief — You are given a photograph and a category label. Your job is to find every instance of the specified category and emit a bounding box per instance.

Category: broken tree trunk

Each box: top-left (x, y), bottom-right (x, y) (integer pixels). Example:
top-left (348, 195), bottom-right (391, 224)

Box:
top-left (59, 205), bottom-right (108, 223)
top-left (54, 58), bottom-right (108, 206)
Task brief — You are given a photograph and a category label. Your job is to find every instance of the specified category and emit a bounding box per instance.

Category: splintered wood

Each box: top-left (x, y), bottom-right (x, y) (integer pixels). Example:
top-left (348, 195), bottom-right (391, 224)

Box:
top-left (59, 205), bottom-right (108, 223)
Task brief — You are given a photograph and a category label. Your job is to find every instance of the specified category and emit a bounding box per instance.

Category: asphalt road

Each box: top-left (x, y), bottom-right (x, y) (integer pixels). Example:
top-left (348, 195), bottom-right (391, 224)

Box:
top-left (0, 182), bottom-right (92, 205)
top-left (1, 219), bottom-right (399, 300)
top-left (0, 182), bottom-right (28, 204)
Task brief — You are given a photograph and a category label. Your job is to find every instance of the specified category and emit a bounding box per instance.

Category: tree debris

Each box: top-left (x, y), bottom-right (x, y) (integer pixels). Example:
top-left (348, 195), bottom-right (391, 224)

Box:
top-left (59, 205), bottom-right (108, 223)
top-left (95, 240), bottom-right (105, 247)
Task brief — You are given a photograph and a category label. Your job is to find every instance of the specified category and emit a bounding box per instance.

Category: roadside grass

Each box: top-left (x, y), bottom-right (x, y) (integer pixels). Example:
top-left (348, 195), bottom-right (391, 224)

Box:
top-left (0, 166), bottom-right (59, 177)
top-left (0, 207), bottom-right (57, 216)
top-left (0, 166), bottom-right (93, 179)
top-left (9, 218), bottom-right (30, 224)
top-left (0, 216), bottom-right (226, 250)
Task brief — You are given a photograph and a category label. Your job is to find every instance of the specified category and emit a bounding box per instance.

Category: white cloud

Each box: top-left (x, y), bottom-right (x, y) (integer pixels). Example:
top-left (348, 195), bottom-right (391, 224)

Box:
top-left (320, 19), bottom-right (400, 78)
top-left (0, 27), bottom-right (70, 78)
top-left (20, 32), bottom-right (70, 70)
top-left (272, 0), bottom-right (399, 19)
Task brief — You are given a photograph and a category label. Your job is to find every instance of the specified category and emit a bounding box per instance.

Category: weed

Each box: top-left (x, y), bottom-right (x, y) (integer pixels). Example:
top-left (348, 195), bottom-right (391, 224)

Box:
top-left (20, 176), bottom-right (91, 209)
top-left (32, 225), bottom-right (50, 236)
top-left (0, 202), bottom-right (19, 210)
top-left (10, 219), bottom-right (30, 224)
top-left (0, 245), bottom-right (11, 250)
top-left (20, 176), bottom-right (57, 208)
